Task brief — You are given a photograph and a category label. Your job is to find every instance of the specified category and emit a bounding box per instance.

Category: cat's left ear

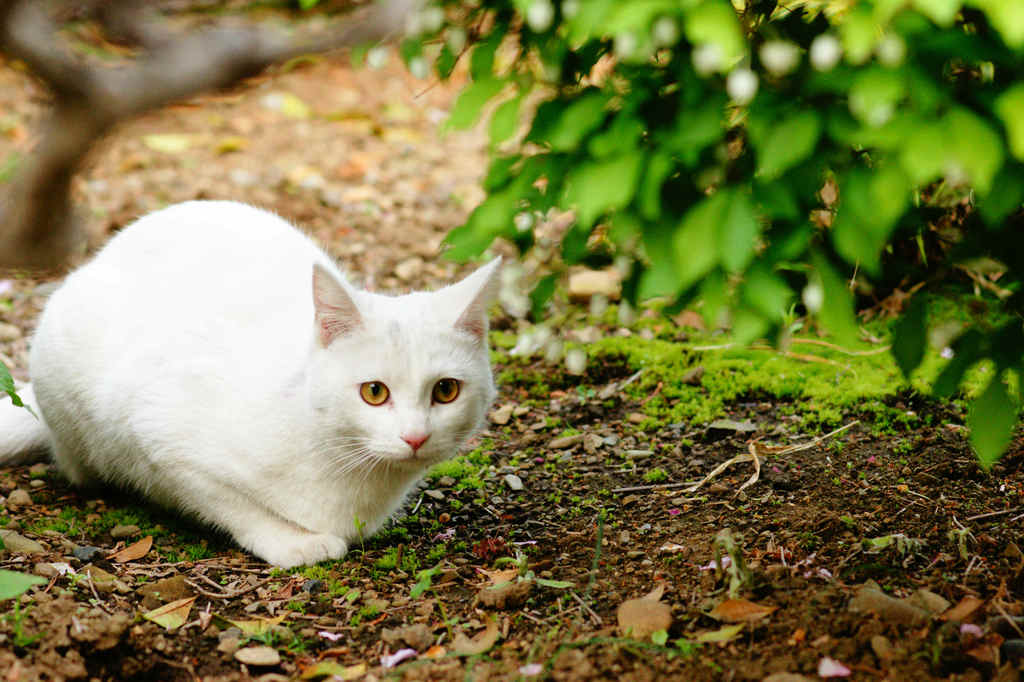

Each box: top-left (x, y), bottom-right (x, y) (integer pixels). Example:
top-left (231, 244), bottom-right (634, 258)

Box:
top-left (453, 257), bottom-right (502, 342)
top-left (313, 263), bottom-right (362, 347)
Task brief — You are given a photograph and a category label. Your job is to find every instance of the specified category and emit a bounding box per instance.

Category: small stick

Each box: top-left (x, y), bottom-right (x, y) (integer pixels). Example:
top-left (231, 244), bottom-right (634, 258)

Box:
top-left (611, 482), bottom-right (700, 494)
top-left (183, 576), bottom-right (275, 600)
top-left (964, 506), bottom-right (1022, 522)
top-left (570, 590), bottom-right (602, 626)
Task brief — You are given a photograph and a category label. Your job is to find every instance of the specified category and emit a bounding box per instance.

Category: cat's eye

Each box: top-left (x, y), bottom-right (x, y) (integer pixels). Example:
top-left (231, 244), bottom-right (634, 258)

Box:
top-left (432, 378), bottom-right (460, 404)
top-left (359, 381), bottom-right (390, 406)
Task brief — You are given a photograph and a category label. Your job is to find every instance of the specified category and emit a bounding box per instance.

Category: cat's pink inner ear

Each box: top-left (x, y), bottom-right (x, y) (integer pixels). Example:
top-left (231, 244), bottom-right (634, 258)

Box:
top-left (454, 257), bottom-right (502, 342)
top-left (312, 264), bottom-right (361, 347)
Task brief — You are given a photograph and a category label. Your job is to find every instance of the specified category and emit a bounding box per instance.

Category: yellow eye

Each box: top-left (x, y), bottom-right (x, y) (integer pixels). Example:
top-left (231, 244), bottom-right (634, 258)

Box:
top-left (432, 378), bottom-right (460, 404)
top-left (359, 381), bottom-right (390, 406)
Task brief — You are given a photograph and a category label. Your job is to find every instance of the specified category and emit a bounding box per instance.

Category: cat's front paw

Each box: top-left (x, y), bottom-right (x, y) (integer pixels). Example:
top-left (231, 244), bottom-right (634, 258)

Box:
top-left (252, 532), bottom-right (348, 568)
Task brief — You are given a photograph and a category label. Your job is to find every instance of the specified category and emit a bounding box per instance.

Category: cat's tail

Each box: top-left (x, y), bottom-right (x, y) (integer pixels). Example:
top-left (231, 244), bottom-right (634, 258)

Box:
top-left (0, 383), bottom-right (50, 465)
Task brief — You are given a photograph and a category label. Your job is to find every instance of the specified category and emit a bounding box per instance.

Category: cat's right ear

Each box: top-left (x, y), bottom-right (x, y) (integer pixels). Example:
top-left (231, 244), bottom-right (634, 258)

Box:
top-left (312, 264), bottom-right (362, 347)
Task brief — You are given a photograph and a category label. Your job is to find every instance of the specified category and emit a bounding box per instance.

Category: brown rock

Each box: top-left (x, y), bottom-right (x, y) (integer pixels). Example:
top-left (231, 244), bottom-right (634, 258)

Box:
top-left (382, 623), bottom-right (434, 650)
top-left (848, 585), bottom-right (929, 626)
top-left (6, 489), bottom-right (32, 508)
top-left (137, 575), bottom-right (192, 611)
top-left (548, 434), bottom-right (584, 449)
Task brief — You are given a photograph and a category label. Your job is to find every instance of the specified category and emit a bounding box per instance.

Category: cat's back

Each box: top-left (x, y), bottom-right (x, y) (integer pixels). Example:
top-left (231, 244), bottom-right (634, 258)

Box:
top-left (33, 201), bottom-right (327, 396)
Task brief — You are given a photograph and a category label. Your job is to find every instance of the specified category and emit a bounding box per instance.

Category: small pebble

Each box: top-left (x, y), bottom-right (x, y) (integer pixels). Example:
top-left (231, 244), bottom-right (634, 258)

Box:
top-left (504, 474), bottom-right (524, 491)
top-left (110, 524), bottom-right (140, 539)
top-left (6, 489), bottom-right (32, 508)
top-left (424, 489), bottom-right (445, 500)
top-left (302, 579), bottom-right (324, 595)
top-left (438, 476), bottom-right (456, 487)
top-left (73, 546), bottom-right (104, 562)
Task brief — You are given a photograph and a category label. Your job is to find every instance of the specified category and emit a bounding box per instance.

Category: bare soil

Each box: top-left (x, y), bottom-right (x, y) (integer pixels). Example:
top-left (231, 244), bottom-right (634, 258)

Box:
top-left (1, 21), bottom-right (1022, 682)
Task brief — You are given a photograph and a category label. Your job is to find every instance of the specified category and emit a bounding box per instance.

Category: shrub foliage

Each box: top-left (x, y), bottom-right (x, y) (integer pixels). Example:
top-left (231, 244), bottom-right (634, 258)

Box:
top-left (398, 0), bottom-right (1024, 466)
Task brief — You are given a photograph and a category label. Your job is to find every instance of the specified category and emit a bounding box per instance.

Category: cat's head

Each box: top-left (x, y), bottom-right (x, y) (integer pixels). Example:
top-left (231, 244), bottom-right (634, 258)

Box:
top-left (307, 258), bottom-right (501, 472)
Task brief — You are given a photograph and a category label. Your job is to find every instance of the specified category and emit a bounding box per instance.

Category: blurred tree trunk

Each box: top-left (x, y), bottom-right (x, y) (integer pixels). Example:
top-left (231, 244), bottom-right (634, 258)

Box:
top-left (0, 0), bottom-right (413, 270)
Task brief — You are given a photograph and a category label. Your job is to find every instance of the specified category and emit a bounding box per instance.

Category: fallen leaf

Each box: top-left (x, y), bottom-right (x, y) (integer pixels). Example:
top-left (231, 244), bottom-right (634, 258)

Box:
top-left (142, 596), bottom-right (195, 630)
top-left (301, 661), bottom-right (366, 680)
top-left (617, 585), bottom-right (672, 638)
top-left (423, 644), bottom-right (446, 658)
top-left (225, 614), bottom-right (286, 636)
top-left (707, 598), bottom-right (777, 623)
top-left (215, 136), bottom-right (249, 154)
top-left (234, 645), bottom-right (280, 666)
top-left (477, 567), bottom-right (519, 586)
top-left (453, 616), bottom-right (500, 656)
top-left (141, 134), bottom-right (193, 153)
top-left (695, 623), bottom-right (745, 642)
top-left (941, 595), bottom-right (985, 622)
top-left (261, 92), bottom-right (311, 119)
top-left (108, 535), bottom-right (153, 562)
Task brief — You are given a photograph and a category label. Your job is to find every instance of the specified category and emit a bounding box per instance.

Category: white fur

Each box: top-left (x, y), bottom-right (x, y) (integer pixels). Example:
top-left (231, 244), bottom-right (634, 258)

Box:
top-left (0, 201), bottom-right (500, 567)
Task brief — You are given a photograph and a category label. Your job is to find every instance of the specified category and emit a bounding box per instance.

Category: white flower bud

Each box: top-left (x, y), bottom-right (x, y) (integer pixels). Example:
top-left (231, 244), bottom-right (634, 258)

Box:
top-left (514, 212), bottom-right (534, 232)
top-left (726, 68), bottom-right (758, 104)
top-left (526, 0), bottom-right (555, 32)
top-left (651, 16), bottom-right (679, 48)
top-left (809, 34), bottom-right (841, 71)
top-left (876, 34), bottom-right (906, 67)
top-left (565, 348), bottom-right (587, 375)
top-left (759, 40), bottom-right (800, 76)
top-left (419, 6), bottom-right (445, 33)
top-left (446, 27), bottom-right (467, 54)
top-left (692, 43), bottom-right (722, 76)
top-left (614, 32), bottom-right (638, 59)
top-left (367, 46), bottom-right (390, 69)
top-left (408, 56), bottom-right (429, 80)
top-left (561, 0), bottom-right (580, 20)
top-left (802, 279), bottom-right (824, 313)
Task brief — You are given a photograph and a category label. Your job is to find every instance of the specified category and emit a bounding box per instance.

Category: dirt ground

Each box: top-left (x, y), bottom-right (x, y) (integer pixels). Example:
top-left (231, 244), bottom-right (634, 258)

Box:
top-left (1, 13), bottom-right (1023, 682)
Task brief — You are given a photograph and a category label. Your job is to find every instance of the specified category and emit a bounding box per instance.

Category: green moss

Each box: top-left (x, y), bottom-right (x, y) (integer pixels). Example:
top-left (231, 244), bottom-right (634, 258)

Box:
top-left (643, 468), bottom-right (668, 483)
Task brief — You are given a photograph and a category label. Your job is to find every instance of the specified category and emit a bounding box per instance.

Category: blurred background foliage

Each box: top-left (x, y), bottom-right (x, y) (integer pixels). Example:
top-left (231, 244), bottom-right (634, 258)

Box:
top-left (383, 0), bottom-right (1024, 466)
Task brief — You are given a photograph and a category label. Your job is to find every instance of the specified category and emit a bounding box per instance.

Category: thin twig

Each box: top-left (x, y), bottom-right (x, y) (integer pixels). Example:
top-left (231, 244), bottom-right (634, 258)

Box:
top-left (570, 590), bottom-right (602, 626)
top-left (964, 506), bottom-right (1022, 522)
top-left (611, 482), bottom-right (700, 494)
top-left (183, 576), bottom-right (275, 600)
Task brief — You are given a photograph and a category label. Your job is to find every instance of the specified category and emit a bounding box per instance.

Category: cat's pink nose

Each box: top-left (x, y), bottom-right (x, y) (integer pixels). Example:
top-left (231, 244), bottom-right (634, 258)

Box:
top-left (402, 433), bottom-right (430, 452)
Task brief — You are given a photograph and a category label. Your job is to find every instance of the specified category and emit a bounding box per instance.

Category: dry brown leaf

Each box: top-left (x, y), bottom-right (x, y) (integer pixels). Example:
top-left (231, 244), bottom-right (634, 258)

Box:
top-left (940, 595), bottom-right (985, 622)
top-left (617, 585), bottom-right (672, 638)
top-left (142, 596), bottom-right (196, 630)
top-left (707, 598), bottom-right (777, 623)
top-left (226, 614), bottom-right (287, 636)
top-left (108, 535), bottom-right (153, 562)
top-left (453, 616), bottom-right (499, 656)
top-left (477, 567), bottom-right (519, 586)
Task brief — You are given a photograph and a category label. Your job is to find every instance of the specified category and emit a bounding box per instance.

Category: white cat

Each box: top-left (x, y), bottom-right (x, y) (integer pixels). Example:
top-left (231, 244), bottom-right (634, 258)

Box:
top-left (0, 201), bottom-right (500, 568)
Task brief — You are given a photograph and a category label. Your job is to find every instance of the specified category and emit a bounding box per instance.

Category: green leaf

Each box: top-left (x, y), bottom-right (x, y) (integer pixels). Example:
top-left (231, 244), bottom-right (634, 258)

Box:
top-left (1, 360), bottom-right (26, 409)
top-left (297, 0), bottom-right (320, 9)
top-left (435, 44), bottom-right (457, 80)
top-left (650, 629), bottom-right (669, 646)
top-left (975, 0), bottom-right (1024, 47)
top-left (410, 567), bottom-right (442, 599)
top-left (848, 68), bottom-right (906, 128)
top-left (932, 330), bottom-right (984, 397)
top-left (671, 193), bottom-right (724, 292)
top-left (947, 108), bottom-right (1004, 195)
top-left (755, 111), bottom-right (821, 180)
top-left (562, 223), bottom-right (592, 264)
top-left (891, 296), bottom-right (928, 378)
top-left (530, 274), bottom-right (557, 321)
top-left (995, 84), bottom-right (1024, 162)
top-left (810, 253), bottom-right (859, 346)
top-left (446, 78), bottom-right (506, 131)
top-left (535, 578), bottom-right (574, 589)
top-left (840, 5), bottom-right (879, 64)
top-left (567, 0), bottom-right (616, 45)
top-left (832, 167), bottom-right (907, 275)
top-left (546, 91), bottom-right (610, 152)
top-left (980, 165), bottom-right (1024, 225)
top-left (684, 1), bottom-right (745, 68)
top-left (912, 0), bottom-right (962, 26)
top-left (562, 152), bottom-right (644, 229)
top-left (489, 95), bottom-right (522, 146)
top-left (639, 152), bottom-right (675, 220)
top-left (669, 97), bottom-right (726, 167)
top-left (968, 373), bottom-right (1018, 469)
top-left (0, 569), bottom-right (46, 601)
top-left (470, 27), bottom-right (505, 80)
top-left (695, 623), bottom-right (744, 643)
top-left (718, 189), bottom-right (759, 273)
top-left (740, 265), bottom-right (792, 322)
